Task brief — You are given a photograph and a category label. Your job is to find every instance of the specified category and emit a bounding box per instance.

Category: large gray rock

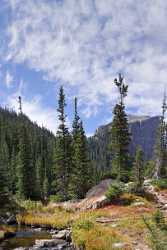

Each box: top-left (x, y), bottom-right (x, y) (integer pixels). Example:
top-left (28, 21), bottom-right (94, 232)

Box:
top-left (77, 179), bottom-right (111, 210)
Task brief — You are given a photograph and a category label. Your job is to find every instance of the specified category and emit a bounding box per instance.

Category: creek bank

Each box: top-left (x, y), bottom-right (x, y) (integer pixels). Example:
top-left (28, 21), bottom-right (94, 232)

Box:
top-left (0, 225), bottom-right (75, 250)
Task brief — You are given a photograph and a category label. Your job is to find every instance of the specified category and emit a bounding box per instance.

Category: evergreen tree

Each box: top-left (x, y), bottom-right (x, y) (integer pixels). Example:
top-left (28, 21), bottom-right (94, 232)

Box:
top-left (133, 147), bottom-right (144, 191)
top-left (69, 98), bottom-right (91, 199)
top-left (0, 140), bottom-right (10, 206)
top-left (111, 74), bottom-right (131, 181)
top-left (0, 106), bottom-right (55, 202)
top-left (54, 86), bottom-right (71, 201)
top-left (17, 124), bottom-right (36, 199)
top-left (43, 175), bottom-right (49, 201)
top-left (154, 92), bottom-right (167, 179)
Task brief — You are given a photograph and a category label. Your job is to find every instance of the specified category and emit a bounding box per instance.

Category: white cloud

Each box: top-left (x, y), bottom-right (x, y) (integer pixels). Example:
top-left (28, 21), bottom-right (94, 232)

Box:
top-left (3, 0), bottom-right (167, 118)
top-left (5, 71), bottom-right (13, 88)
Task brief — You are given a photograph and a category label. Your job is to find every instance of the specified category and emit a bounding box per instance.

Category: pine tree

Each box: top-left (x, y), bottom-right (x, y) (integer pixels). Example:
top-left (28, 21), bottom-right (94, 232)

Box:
top-left (0, 140), bottom-right (10, 206)
top-left (69, 98), bottom-right (91, 199)
top-left (17, 124), bottom-right (36, 199)
top-left (133, 147), bottom-right (144, 191)
top-left (154, 92), bottom-right (167, 179)
top-left (111, 74), bottom-right (131, 181)
top-left (54, 86), bottom-right (71, 201)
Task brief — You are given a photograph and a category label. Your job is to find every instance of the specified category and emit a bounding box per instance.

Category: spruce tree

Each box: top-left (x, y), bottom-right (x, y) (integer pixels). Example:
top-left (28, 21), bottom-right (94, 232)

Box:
top-left (111, 74), bottom-right (131, 181)
top-left (0, 140), bottom-right (10, 206)
top-left (69, 98), bottom-right (91, 199)
top-left (54, 86), bottom-right (71, 201)
top-left (154, 92), bottom-right (167, 179)
top-left (17, 124), bottom-right (36, 199)
top-left (133, 147), bottom-right (144, 191)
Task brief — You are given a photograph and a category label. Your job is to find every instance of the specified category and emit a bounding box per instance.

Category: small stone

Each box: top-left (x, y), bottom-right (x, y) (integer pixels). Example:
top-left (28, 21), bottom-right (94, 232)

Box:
top-left (111, 223), bottom-right (117, 228)
top-left (112, 242), bottom-right (128, 249)
top-left (132, 202), bottom-right (145, 207)
top-left (52, 229), bottom-right (71, 240)
top-left (6, 215), bottom-right (16, 225)
top-left (35, 238), bottom-right (67, 248)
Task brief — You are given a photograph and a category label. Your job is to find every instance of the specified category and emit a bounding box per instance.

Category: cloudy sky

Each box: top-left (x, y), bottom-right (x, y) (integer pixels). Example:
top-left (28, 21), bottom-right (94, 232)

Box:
top-left (0, 0), bottom-right (167, 135)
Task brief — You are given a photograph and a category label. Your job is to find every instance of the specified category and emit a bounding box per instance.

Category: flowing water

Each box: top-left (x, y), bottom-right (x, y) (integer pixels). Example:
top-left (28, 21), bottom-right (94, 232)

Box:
top-left (0, 225), bottom-right (51, 250)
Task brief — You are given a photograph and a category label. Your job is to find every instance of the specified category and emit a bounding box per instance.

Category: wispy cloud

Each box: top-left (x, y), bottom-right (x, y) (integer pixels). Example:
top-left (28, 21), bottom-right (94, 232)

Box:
top-left (5, 71), bottom-right (13, 88)
top-left (7, 92), bottom-right (59, 134)
top-left (3, 0), bottom-right (167, 118)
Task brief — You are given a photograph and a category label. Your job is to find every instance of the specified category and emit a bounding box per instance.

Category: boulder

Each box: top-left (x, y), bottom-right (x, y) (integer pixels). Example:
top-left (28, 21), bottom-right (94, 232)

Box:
top-left (77, 179), bottom-right (112, 210)
top-left (52, 229), bottom-right (71, 241)
top-left (6, 215), bottom-right (17, 225)
top-left (35, 238), bottom-right (68, 248)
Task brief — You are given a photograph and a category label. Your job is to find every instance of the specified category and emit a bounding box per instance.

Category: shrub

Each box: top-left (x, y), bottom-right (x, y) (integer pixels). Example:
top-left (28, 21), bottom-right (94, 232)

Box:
top-left (143, 212), bottom-right (167, 250)
top-left (20, 200), bottom-right (43, 211)
top-left (105, 182), bottom-right (123, 201)
top-left (74, 219), bottom-right (94, 231)
top-left (153, 210), bottom-right (167, 230)
top-left (152, 179), bottom-right (167, 190)
top-left (119, 193), bottom-right (137, 205)
top-left (49, 194), bottom-right (63, 202)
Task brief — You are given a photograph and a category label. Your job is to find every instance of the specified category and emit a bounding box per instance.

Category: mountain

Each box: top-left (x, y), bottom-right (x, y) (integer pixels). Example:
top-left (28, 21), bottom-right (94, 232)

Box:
top-left (88, 115), bottom-right (160, 171)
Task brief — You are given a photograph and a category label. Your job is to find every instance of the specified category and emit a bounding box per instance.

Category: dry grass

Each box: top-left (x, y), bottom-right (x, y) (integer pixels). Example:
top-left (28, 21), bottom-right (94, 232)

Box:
top-left (17, 208), bottom-right (75, 229)
top-left (16, 199), bottom-right (158, 250)
top-left (72, 212), bottom-right (132, 250)
top-left (0, 225), bottom-right (16, 241)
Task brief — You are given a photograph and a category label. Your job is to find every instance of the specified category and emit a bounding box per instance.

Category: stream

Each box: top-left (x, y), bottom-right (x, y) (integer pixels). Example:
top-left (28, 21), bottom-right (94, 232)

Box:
top-left (0, 225), bottom-right (52, 250)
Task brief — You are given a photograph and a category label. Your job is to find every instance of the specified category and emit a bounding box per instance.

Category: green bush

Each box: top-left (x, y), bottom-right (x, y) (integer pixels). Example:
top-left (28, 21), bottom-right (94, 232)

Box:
top-left (49, 194), bottom-right (63, 202)
top-left (153, 210), bottom-right (167, 230)
top-left (105, 182), bottom-right (123, 201)
top-left (152, 179), bottom-right (167, 190)
top-left (20, 200), bottom-right (43, 211)
top-left (143, 211), bottom-right (167, 250)
top-left (74, 219), bottom-right (94, 231)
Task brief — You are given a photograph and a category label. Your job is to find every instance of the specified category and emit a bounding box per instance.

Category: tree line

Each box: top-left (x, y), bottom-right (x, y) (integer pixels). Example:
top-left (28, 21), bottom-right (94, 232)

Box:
top-left (0, 77), bottom-right (167, 205)
top-left (0, 87), bottom-right (93, 204)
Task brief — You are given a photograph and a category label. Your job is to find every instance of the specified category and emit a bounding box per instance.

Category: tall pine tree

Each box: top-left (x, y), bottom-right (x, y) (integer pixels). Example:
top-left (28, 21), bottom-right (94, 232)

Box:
top-left (133, 147), bottom-right (144, 191)
top-left (154, 92), bottom-right (167, 179)
top-left (54, 86), bottom-right (72, 201)
top-left (111, 74), bottom-right (131, 182)
top-left (69, 98), bottom-right (91, 199)
top-left (0, 139), bottom-right (10, 206)
top-left (17, 123), bottom-right (36, 199)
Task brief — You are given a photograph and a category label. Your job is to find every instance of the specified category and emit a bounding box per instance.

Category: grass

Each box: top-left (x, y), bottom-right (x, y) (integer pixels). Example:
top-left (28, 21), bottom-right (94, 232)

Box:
top-left (152, 179), bottom-right (167, 190)
top-left (0, 230), bottom-right (5, 240)
top-left (15, 198), bottom-right (158, 250)
top-left (72, 210), bottom-right (132, 250)
top-left (0, 225), bottom-right (16, 241)
top-left (17, 208), bottom-right (75, 229)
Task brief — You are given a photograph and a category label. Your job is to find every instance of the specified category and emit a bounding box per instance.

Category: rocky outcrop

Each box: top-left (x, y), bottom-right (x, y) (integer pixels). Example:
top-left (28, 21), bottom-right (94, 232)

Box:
top-left (88, 115), bottom-right (160, 171)
top-left (144, 179), bottom-right (167, 212)
top-left (77, 179), bottom-right (111, 210)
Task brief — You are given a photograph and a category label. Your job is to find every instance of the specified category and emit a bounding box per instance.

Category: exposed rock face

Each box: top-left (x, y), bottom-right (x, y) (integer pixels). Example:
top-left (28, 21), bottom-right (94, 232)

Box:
top-left (77, 179), bottom-right (112, 210)
top-left (88, 115), bottom-right (160, 171)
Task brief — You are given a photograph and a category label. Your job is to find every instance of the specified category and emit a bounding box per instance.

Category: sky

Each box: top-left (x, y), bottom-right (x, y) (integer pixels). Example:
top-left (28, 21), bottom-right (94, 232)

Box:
top-left (0, 0), bottom-right (167, 135)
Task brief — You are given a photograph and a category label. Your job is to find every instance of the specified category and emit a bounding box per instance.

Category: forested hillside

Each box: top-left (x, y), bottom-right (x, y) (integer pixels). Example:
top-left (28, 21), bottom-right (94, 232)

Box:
top-left (0, 87), bottom-right (93, 204)
top-left (0, 107), bottom-right (55, 201)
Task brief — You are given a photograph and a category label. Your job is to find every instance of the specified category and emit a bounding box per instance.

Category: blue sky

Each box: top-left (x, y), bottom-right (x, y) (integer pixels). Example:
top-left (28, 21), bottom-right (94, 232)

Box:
top-left (0, 0), bottom-right (167, 135)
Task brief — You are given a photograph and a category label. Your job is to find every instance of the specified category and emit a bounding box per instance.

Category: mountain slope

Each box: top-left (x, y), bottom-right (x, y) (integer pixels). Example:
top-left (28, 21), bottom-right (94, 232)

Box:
top-left (88, 116), bottom-right (160, 171)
